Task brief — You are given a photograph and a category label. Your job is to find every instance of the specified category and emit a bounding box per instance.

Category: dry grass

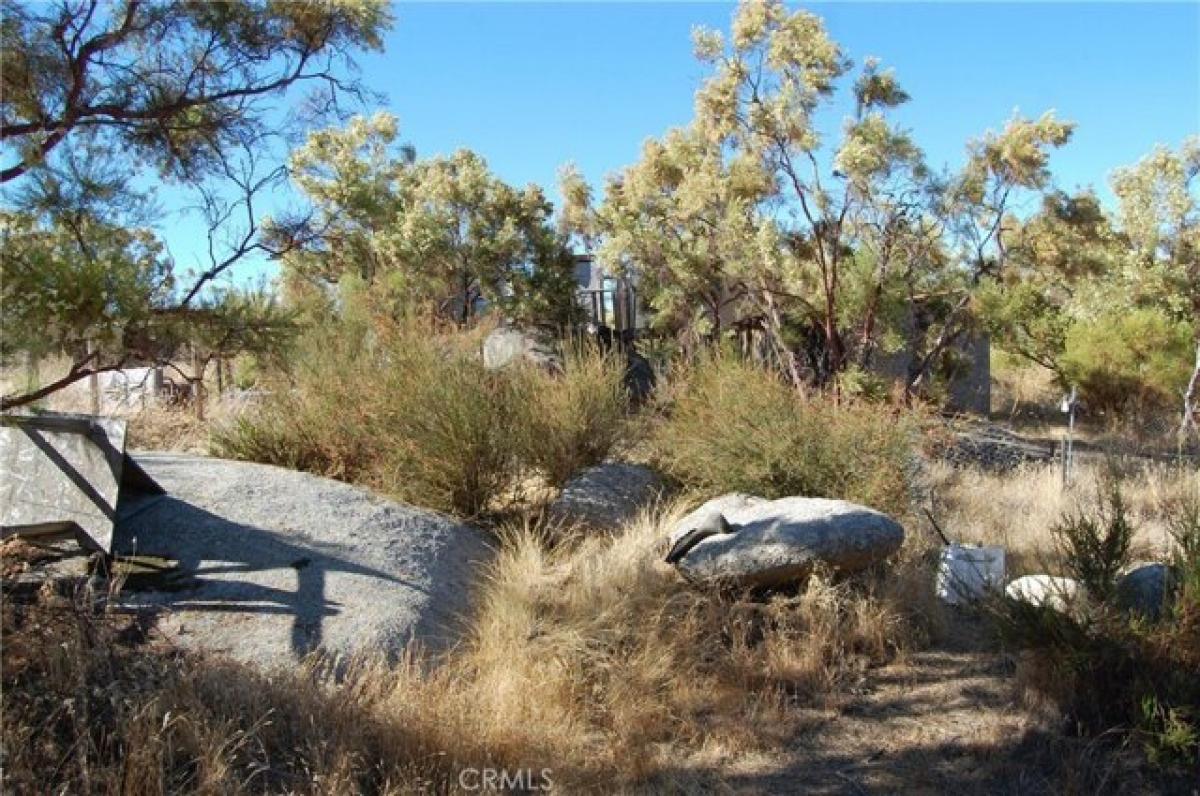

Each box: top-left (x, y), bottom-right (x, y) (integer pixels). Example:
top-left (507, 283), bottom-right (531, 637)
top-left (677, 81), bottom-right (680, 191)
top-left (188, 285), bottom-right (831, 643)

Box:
top-left (211, 324), bottom-right (628, 517)
top-left (927, 459), bottom-right (1198, 575)
top-left (2, 500), bottom-right (935, 793)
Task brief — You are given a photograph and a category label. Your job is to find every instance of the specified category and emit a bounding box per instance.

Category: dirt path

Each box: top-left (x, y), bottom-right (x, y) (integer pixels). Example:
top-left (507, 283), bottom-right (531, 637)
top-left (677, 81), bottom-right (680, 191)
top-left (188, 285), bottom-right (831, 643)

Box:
top-left (711, 616), bottom-right (1174, 795)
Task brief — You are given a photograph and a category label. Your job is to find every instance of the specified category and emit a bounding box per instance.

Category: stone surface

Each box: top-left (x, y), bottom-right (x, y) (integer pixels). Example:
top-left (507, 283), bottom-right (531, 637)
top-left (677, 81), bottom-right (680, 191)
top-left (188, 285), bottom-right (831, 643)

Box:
top-left (482, 325), bottom-right (563, 373)
top-left (113, 453), bottom-right (493, 669)
top-left (1115, 561), bottom-right (1173, 620)
top-left (546, 462), bottom-right (665, 530)
top-left (667, 494), bottom-right (905, 589)
top-left (1005, 575), bottom-right (1086, 612)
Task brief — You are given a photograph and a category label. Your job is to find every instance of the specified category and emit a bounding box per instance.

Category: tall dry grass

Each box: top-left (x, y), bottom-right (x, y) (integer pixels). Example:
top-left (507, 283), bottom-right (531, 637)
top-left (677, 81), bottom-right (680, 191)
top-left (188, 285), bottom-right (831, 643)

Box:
top-left (211, 324), bottom-right (628, 517)
top-left (2, 501), bottom-right (936, 793)
top-left (927, 459), bottom-right (1198, 575)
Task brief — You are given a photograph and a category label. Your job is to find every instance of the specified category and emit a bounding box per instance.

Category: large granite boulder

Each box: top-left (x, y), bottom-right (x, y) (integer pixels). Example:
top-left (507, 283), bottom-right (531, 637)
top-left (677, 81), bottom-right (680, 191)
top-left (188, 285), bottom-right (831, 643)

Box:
top-left (482, 325), bottom-right (563, 373)
top-left (113, 454), bottom-right (492, 670)
top-left (1115, 561), bottom-right (1173, 620)
top-left (546, 462), bottom-right (665, 530)
top-left (665, 494), bottom-right (904, 589)
top-left (1005, 575), bottom-right (1086, 613)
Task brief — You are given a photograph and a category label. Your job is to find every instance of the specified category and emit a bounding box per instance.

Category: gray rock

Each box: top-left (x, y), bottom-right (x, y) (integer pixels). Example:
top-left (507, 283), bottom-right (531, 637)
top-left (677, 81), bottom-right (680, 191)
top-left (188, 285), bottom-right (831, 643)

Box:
top-left (546, 462), bottom-right (665, 530)
top-left (1115, 561), bottom-right (1173, 620)
top-left (113, 454), bottom-right (492, 670)
top-left (482, 325), bottom-right (562, 373)
top-left (667, 494), bottom-right (905, 589)
top-left (1005, 575), bottom-right (1086, 612)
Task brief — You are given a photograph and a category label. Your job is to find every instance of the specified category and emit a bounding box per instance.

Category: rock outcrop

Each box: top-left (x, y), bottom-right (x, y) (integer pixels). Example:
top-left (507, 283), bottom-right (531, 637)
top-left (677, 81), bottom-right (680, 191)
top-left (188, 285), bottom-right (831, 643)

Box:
top-left (113, 454), bottom-right (493, 669)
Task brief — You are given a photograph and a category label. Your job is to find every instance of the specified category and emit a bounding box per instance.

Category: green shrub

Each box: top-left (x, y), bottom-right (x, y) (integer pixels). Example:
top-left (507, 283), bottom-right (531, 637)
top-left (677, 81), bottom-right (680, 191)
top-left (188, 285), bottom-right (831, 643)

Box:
top-left (1052, 474), bottom-right (1134, 602)
top-left (212, 322), bottom-right (628, 517)
top-left (1061, 308), bottom-right (1194, 414)
top-left (995, 477), bottom-right (1200, 771)
top-left (516, 342), bottom-right (628, 487)
top-left (650, 353), bottom-right (917, 517)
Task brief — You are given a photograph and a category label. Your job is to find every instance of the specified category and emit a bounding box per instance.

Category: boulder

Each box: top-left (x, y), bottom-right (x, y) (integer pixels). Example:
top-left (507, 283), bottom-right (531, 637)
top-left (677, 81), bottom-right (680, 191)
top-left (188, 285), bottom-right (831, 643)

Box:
top-left (1115, 561), bottom-right (1173, 620)
top-left (1005, 575), bottom-right (1086, 613)
top-left (482, 325), bottom-right (562, 373)
top-left (113, 454), bottom-right (492, 670)
top-left (547, 462), bottom-right (665, 530)
top-left (666, 494), bottom-right (905, 589)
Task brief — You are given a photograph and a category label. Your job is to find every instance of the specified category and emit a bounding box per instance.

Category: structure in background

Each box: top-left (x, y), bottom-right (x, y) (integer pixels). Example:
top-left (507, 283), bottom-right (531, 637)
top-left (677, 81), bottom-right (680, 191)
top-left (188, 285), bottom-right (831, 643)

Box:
top-left (574, 255), bottom-right (645, 343)
top-left (0, 413), bottom-right (163, 553)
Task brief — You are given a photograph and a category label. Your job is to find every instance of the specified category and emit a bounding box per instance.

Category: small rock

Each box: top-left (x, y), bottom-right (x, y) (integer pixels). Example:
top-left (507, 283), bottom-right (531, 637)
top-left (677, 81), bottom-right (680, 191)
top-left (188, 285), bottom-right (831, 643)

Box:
top-left (546, 462), bottom-right (665, 530)
top-left (482, 325), bottom-right (562, 373)
top-left (666, 494), bottom-right (905, 589)
top-left (1005, 575), bottom-right (1086, 612)
top-left (1115, 561), bottom-right (1173, 620)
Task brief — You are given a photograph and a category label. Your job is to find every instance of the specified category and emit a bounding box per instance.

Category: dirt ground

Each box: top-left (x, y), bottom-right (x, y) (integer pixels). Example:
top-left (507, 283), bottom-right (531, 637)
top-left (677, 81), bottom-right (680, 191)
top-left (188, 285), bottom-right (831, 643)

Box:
top-left (704, 615), bottom-right (1192, 795)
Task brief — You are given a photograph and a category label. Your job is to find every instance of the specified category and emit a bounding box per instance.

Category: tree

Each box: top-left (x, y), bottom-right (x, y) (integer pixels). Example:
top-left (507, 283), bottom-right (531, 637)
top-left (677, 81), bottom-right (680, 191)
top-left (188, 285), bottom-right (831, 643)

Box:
top-left (1, 0), bottom-right (390, 184)
top-left (1109, 137), bottom-right (1200, 439)
top-left (571, 0), bottom-right (1073, 398)
top-left (281, 113), bottom-right (581, 328)
top-left (978, 139), bottom-right (1198, 427)
top-left (0, 0), bottom-right (391, 409)
top-left (564, 128), bottom-right (765, 348)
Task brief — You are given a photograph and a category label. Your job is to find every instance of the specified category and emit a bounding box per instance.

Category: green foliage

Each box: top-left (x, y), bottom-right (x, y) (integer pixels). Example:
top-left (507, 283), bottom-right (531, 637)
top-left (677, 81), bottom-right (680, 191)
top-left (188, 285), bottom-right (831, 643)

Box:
top-left (995, 475), bottom-right (1200, 771)
top-left (1, 0), bottom-right (391, 183)
top-left (280, 114), bottom-right (581, 328)
top-left (1052, 474), bottom-right (1134, 602)
top-left (651, 352), bottom-right (916, 517)
top-left (1060, 308), bottom-right (1194, 413)
top-left (0, 209), bottom-right (172, 363)
top-left (212, 321), bottom-right (626, 516)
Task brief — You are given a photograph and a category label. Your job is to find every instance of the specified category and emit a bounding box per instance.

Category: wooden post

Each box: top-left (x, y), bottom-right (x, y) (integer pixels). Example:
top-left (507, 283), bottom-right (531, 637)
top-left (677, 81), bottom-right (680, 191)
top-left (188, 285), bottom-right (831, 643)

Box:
top-left (192, 345), bottom-right (205, 421)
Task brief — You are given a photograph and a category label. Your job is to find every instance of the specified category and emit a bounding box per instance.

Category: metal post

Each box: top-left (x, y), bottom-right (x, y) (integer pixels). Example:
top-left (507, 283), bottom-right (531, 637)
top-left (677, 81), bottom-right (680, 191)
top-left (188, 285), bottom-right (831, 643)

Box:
top-left (1061, 385), bottom-right (1077, 489)
top-left (86, 339), bottom-right (100, 415)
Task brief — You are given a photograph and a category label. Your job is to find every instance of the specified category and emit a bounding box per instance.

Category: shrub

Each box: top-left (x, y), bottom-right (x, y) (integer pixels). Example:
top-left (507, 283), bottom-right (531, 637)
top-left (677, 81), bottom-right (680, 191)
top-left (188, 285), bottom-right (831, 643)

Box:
top-left (515, 342), bottom-right (628, 487)
top-left (212, 322), bottom-right (628, 517)
top-left (650, 353), bottom-right (917, 517)
top-left (1061, 308), bottom-right (1194, 414)
top-left (1052, 473), bottom-right (1134, 602)
top-left (995, 475), bottom-right (1200, 772)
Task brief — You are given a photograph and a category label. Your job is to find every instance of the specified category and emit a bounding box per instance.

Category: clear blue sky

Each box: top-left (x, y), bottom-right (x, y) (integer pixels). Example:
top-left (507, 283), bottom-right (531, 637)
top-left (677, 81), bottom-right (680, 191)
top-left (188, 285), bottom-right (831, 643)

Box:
top-left (168, 1), bottom-right (1200, 285)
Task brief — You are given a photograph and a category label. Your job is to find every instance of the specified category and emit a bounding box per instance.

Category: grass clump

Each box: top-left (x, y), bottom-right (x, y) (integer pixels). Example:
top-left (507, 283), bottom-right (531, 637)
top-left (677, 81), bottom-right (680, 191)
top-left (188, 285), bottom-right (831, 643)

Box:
top-left (2, 503), bottom-right (929, 793)
top-left (211, 322), bottom-right (627, 517)
top-left (651, 353), bottom-right (917, 517)
top-left (515, 340), bottom-right (629, 488)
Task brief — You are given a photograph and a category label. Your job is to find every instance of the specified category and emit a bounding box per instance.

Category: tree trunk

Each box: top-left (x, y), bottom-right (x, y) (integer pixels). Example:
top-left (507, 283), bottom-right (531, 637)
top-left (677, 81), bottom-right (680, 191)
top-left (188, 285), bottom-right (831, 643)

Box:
top-left (192, 346), bottom-right (205, 422)
top-left (86, 340), bottom-right (100, 415)
top-left (1180, 337), bottom-right (1200, 447)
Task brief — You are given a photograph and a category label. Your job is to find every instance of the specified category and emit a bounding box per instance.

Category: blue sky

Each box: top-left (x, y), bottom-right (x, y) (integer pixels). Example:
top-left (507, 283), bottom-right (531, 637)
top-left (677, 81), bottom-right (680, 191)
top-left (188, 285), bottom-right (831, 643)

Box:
top-left (168, 1), bottom-right (1200, 285)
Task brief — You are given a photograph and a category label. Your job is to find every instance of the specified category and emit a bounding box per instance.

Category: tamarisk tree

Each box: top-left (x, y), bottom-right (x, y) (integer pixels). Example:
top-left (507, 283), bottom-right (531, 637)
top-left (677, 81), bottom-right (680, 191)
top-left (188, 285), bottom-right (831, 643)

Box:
top-left (0, 0), bottom-right (390, 410)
